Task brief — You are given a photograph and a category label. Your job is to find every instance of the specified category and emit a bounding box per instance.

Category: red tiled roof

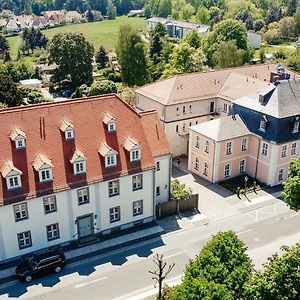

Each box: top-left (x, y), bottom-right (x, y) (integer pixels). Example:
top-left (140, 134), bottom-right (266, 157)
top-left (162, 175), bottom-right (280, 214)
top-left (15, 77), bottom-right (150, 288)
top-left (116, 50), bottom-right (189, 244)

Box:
top-left (0, 95), bottom-right (170, 206)
top-left (140, 110), bottom-right (172, 157)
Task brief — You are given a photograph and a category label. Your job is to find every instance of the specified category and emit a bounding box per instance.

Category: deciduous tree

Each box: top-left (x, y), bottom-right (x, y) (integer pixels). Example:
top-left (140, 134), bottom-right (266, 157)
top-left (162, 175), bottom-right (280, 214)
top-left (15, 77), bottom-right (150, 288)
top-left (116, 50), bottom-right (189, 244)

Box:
top-left (282, 157), bottom-right (300, 211)
top-left (117, 25), bottom-right (150, 86)
top-left (89, 79), bottom-right (117, 95)
top-left (106, 0), bottom-right (117, 20)
top-left (0, 75), bottom-right (22, 107)
top-left (49, 32), bottom-right (94, 88)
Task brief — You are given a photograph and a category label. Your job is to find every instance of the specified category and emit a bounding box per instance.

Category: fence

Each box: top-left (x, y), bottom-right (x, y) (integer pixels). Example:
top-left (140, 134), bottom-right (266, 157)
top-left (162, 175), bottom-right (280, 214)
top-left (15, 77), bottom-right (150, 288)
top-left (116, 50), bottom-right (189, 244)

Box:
top-left (156, 194), bottom-right (199, 219)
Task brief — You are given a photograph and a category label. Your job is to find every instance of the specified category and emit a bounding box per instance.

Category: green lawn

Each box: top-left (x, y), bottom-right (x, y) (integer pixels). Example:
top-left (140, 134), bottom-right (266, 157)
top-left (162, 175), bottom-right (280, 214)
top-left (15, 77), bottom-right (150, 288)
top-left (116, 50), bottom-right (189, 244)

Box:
top-left (7, 16), bottom-right (146, 58)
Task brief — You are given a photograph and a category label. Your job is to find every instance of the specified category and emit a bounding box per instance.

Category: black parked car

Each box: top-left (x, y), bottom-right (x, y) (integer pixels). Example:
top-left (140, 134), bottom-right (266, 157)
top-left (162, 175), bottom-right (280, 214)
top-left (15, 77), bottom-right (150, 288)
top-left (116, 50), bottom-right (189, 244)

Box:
top-left (16, 249), bottom-right (66, 282)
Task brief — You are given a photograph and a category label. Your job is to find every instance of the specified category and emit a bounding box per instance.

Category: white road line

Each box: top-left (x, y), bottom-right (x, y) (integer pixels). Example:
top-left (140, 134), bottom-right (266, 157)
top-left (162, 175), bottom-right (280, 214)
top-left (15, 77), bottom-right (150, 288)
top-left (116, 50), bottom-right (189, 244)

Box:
top-left (74, 276), bottom-right (107, 289)
top-left (237, 229), bottom-right (251, 236)
top-left (163, 250), bottom-right (187, 259)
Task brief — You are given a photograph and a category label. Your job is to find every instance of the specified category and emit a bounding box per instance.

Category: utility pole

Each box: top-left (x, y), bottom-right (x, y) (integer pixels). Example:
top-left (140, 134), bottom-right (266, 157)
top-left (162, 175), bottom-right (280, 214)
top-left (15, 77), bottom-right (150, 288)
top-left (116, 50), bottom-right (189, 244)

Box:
top-left (149, 253), bottom-right (175, 300)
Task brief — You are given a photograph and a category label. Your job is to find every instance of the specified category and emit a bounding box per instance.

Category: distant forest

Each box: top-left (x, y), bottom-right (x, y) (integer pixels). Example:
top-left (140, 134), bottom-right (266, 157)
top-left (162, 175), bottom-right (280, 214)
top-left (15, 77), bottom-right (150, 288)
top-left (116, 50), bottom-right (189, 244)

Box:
top-left (0, 0), bottom-right (146, 16)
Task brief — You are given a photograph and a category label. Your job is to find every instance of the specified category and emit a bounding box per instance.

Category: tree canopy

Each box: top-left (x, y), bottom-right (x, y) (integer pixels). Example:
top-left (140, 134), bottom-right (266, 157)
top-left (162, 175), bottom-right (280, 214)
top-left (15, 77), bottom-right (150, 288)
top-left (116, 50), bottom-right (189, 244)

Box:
top-left (282, 157), bottom-right (300, 211)
top-left (117, 24), bottom-right (150, 86)
top-left (48, 32), bottom-right (94, 88)
top-left (0, 75), bottom-right (22, 107)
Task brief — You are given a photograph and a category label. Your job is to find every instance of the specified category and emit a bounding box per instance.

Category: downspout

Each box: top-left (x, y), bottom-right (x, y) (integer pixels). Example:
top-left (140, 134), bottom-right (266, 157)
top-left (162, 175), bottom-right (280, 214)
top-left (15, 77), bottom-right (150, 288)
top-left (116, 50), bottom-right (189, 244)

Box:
top-left (255, 139), bottom-right (261, 179)
top-left (212, 141), bottom-right (216, 183)
top-left (152, 167), bottom-right (156, 221)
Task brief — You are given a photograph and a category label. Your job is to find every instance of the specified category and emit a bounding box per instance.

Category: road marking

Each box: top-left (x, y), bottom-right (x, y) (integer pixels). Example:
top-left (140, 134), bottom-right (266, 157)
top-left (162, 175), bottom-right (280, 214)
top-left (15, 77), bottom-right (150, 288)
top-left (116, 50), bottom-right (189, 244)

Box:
top-left (74, 276), bottom-right (107, 289)
top-left (163, 250), bottom-right (187, 259)
top-left (237, 229), bottom-right (251, 236)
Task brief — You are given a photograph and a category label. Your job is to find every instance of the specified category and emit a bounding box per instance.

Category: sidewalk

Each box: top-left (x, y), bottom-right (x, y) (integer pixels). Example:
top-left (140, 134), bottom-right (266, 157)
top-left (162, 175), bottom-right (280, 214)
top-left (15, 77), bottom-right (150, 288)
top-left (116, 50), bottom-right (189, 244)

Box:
top-left (0, 224), bottom-right (164, 284)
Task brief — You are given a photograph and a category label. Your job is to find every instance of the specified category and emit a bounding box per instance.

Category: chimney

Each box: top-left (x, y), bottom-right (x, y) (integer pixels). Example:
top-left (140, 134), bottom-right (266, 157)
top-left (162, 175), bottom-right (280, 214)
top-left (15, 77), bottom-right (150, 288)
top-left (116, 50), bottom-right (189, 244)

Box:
top-left (270, 72), bottom-right (280, 83)
top-left (259, 94), bottom-right (264, 103)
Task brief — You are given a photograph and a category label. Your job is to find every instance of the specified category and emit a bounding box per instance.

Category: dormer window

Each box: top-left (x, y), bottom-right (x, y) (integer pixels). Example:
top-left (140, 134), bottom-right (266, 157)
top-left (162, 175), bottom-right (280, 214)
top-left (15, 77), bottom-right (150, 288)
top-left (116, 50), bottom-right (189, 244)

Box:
top-left (123, 137), bottom-right (141, 162)
top-left (1, 161), bottom-right (22, 190)
top-left (292, 117), bottom-right (299, 133)
top-left (131, 148), bottom-right (141, 161)
top-left (70, 150), bottom-right (86, 175)
top-left (259, 115), bottom-right (268, 132)
top-left (60, 120), bottom-right (74, 140)
top-left (102, 112), bottom-right (116, 133)
top-left (98, 142), bottom-right (118, 168)
top-left (33, 155), bottom-right (53, 183)
top-left (10, 128), bottom-right (26, 150)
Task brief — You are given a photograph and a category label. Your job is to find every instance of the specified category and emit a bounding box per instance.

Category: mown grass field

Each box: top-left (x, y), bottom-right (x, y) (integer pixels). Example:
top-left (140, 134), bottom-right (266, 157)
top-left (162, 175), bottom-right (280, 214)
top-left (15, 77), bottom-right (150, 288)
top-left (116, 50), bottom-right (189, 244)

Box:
top-left (7, 16), bottom-right (146, 58)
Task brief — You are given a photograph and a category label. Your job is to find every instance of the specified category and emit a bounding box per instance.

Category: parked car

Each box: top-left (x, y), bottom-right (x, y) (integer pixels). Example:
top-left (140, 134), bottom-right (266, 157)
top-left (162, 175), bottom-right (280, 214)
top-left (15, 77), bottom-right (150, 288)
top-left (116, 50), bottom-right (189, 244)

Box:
top-left (62, 90), bottom-right (73, 97)
top-left (16, 249), bottom-right (66, 282)
top-left (296, 42), bottom-right (300, 49)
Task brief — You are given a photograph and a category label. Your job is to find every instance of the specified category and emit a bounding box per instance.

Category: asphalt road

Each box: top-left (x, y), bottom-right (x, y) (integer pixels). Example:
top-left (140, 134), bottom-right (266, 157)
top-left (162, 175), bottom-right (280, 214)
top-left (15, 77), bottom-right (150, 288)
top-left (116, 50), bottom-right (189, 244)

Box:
top-left (0, 201), bottom-right (299, 300)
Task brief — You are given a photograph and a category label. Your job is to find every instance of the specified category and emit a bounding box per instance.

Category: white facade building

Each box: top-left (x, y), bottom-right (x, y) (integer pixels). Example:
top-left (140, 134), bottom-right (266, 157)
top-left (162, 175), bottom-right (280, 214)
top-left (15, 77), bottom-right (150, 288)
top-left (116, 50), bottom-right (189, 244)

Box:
top-left (0, 95), bottom-right (171, 262)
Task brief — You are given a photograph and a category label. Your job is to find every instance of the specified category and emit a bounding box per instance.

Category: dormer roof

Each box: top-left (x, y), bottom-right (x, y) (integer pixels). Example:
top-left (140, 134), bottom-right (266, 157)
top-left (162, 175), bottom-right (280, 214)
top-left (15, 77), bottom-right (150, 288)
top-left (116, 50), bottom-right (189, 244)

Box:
top-left (1, 161), bottom-right (22, 177)
top-left (123, 137), bottom-right (139, 151)
top-left (9, 128), bottom-right (26, 141)
top-left (70, 149), bottom-right (86, 163)
top-left (60, 120), bottom-right (74, 132)
top-left (98, 142), bottom-right (118, 157)
top-left (102, 112), bottom-right (115, 124)
top-left (33, 154), bottom-right (53, 171)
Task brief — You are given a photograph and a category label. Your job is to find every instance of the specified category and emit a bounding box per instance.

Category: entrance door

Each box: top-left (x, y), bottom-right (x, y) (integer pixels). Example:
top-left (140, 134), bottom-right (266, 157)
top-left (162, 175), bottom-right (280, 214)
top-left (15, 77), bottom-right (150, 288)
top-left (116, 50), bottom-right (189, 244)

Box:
top-left (78, 215), bottom-right (93, 238)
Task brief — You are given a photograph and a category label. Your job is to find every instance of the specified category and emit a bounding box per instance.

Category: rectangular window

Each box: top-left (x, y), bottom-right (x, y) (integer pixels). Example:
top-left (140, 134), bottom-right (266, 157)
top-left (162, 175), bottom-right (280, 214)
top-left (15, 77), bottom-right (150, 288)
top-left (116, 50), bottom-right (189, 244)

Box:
top-left (195, 158), bottom-right (199, 170)
top-left (16, 139), bottom-right (25, 149)
top-left (278, 169), bottom-right (284, 181)
top-left (183, 123), bottom-right (186, 132)
top-left (7, 175), bottom-right (21, 189)
top-left (156, 186), bottom-right (160, 196)
top-left (183, 106), bottom-right (186, 114)
top-left (108, 122), bottom-right (116, 132)
top-left (205, 141), bottom-right (210, 153)
top-left (132, 174), bottom-right (143, 191)
top-left (176, 125), bottom-right (179, 133)
top-left (223, 103), bottom-right (228, 113)
top-left (110, 206), bottom-right (120, 223)
top-left (261, 142), bottom-right (268, 156)
top-left (241, 138), bottom-right (247, 151)
top-left (210, 102), bottom-right (214, 113)
top-left (226, 142), bottom-right (232, 155)
top-left (195, 120), bottom-right (198, 124)
top-left (189, 122), bottom-right (192, 127)
top-left (195, 136), bottom-right (200, 148)
top-left (17, 231), bottom-right (32, 250)
top-left (106, 154), bottom-right (116, 167)
top-left (292, 121), bottom-right (299, 133)
top-left (43, 195), bottom-right (57, 214)
top-left (259, 120), bottom-right (266, 132)
top-left (156, 161), bottom-right (160, 171)
top-left (131, 149), bottom-right (140, 161)
top-left (77, 187), bottom-right (89, 205)
top-left (133, 200), bottom-right (143, 216)
top-left (65, 129), bottom-right (74, 140)
top-left (224, 164), bottom-right (231, 178)
top-left (108, 180), bottom-right (119, 197)
top-left (40, 168), bottom-right (52, 182)
top-left (239, 160), bottom-right (246, 173)
top-left (203, 162), bottom-right (208, 176)
top-left (281, 145), bottom-right (287, 158)
top-left (176, 107), bottom-right (179, 116)
top-left (189, 105), bottom-right (192, 113)
top-left (46, 223), bottom-right (60, 241)
top-left (75, 161), bottom-right (86, 174)
top-left (14, 203), bottom-right (28, 221)
top-left (291, 143), bottom-right (297, 155)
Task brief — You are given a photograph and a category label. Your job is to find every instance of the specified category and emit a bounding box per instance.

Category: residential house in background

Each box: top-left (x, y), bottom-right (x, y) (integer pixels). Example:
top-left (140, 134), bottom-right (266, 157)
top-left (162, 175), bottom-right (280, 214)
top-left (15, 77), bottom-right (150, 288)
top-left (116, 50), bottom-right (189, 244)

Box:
top-left (247, 31), bottom-right (262, 49)
top-left (135, 64), bottom-right (298, 157)
top-left (188, 75), bottom-right (300, 186)
top-left (146, 17), bottom-right (210, 38)
top-left (0, 95), bottom-right (171, 262)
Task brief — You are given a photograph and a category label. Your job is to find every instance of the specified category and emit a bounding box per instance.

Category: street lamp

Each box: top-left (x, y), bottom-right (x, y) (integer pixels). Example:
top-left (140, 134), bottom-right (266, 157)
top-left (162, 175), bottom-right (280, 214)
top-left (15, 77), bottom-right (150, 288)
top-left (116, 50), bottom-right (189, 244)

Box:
top-left (244, 175), bottom-right (248, 191)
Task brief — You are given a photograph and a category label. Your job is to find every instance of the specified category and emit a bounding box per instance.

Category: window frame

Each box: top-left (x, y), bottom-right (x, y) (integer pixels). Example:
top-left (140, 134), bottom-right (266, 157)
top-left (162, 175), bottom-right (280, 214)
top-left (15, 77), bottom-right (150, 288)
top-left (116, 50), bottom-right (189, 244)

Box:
top-left (65, 128), bottom-right (74, 140)
top-left (224, 164), bottom-right (231, 178)
top-left (7, 174), bottom-right (22, 190)
top-left (195, 136), bottom-right (200, 148)
top-left (17, 231), bottom-right (32, 250)
top-left (39, 167), bottom-right (53, 183)
top-left (110, 206), bottom-right (120, 223)
top-left (15, 138), bottom-right (26, 149)
top-left (291, 142), bottom-right (297, 156)
top-left (133, 200), bottom-right (143, 216)
top-left (278, 168), bottom-right (284, 181)
top-left (239, 159), bottom-right (246, 173)
top-left (74, 160), bottom-right (86, 175)
top-left (281, 145), bottom-right (287, 158)
top-left (77, 187), bottom-right (89, 205)
top-left (226, 142), bottom-right (232, 155)
top-left (43, 195), bottom-right (57, 214)
top-left (261, 142), bottom-right (268, 156)
top-left (46, 223), bottom-right (60, 241)
top-left (259, 120), bottom-right (266, 132)
top-left (203, 162), bottom-right (208, 176)
top-left (130, 149), bottom-right (141, 162)
top-left (241, 138), bottom-right (247, 151)
top-left (105, 154), bottom-right (117, 167)
top-left (195, 157), bottom-right (199, 170)
top-left (108, 121), bottom-right (116, 133)
top-left (132, 174), bottom-right (143, 191)
top-left (292, 121), bottom-right (299, 133)
top-left (14, 203), bottom-right (28, 222)
top-left (205, 140), bottom-right (210, 153)
top-left (156, 161), bottom-right (160, 171)
top-left (156, 186), bottom-right (160, 196)
top-left (108, 180), bottom-right (119, 197)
